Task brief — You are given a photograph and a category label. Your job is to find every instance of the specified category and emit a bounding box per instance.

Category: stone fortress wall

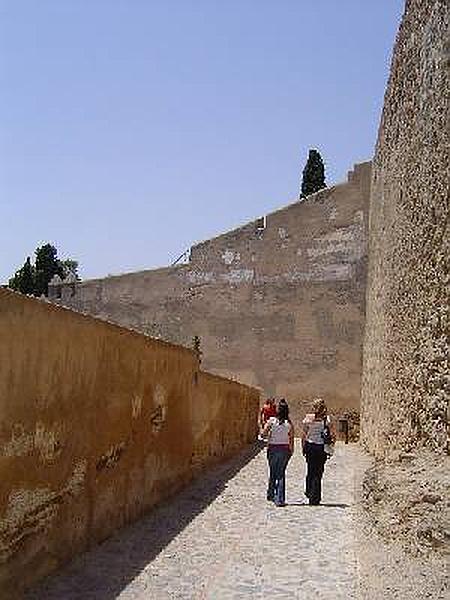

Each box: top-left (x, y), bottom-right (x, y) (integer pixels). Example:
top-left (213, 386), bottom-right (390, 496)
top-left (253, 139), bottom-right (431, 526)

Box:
top-left (0, 289), bottom-right (259, 595)
top-left (52, 162), bottom-right (372, 427)
top-left (360, 0), bottom-right (449, 457)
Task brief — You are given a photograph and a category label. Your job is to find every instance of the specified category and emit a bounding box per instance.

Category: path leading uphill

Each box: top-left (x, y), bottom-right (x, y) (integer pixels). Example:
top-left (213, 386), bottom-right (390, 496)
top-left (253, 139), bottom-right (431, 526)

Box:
top-left (28, 442), bottom-right (367, 600)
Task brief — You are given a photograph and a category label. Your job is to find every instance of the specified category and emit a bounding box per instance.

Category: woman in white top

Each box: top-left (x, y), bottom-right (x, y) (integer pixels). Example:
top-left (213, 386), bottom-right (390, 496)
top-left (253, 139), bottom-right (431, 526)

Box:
top-left (261, 399), bottom-right (294, 507)
top-left (301, 398), bottom-right (336, 505)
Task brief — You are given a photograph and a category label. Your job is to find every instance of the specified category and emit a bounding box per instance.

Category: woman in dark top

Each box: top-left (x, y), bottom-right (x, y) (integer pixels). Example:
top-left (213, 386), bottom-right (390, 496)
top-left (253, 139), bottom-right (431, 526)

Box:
top-left (301, 398), bottom-right (336, 505)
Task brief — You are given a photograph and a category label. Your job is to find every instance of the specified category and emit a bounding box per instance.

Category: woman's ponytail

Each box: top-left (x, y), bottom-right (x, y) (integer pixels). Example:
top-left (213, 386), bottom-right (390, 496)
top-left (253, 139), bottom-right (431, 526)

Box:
top-left (277, 399), bottom-right (289, 424)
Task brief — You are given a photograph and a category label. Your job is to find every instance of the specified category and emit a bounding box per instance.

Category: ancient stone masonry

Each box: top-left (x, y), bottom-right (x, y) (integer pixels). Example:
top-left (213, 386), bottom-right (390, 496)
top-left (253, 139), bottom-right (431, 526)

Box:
top-left (0, 289), bottom-right (259, 596)
top-left (50, 162), bottom-right (372, 426)
top-left (361, 0), bottom-right (449, 457)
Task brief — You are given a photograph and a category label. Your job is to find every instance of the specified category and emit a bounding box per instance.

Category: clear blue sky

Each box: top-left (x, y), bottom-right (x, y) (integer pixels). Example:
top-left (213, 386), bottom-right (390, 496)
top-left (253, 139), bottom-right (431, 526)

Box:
top-left (0, 0), bottom-right (404, 282)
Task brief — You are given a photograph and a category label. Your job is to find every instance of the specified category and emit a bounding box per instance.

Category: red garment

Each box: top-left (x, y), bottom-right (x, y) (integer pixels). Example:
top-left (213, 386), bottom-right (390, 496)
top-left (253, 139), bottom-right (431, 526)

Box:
top-left (261, 403), bottom-right (277, 424)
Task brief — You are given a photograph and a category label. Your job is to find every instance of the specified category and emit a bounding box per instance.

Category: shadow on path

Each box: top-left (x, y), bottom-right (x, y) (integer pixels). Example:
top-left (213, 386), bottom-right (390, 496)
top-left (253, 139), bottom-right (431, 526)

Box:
top-left (286, 502), bottom-right (350, 508)
top-left (26, 444), bottom-right (263, 600)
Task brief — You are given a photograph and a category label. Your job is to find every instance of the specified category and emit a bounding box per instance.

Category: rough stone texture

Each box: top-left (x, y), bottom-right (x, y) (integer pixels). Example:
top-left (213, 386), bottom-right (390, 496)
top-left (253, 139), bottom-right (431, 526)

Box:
top-left (361, 0), bottom-right (449, 457)
top-left (361, 449), bottom-right (450, 556)
top-left (0, 289), bottom-right (259, 597)
top-left (51, 162), bottom-right (371, 427)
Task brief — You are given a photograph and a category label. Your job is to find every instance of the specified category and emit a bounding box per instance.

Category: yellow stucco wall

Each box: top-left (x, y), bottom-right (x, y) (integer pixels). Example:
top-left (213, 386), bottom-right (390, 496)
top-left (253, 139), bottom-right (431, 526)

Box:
top-left (0, 289), bottom-right (259, 597)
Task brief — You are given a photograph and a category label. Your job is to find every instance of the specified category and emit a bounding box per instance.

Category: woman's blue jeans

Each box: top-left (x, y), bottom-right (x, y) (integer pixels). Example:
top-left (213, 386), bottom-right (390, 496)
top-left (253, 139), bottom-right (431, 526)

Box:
top-left (267, 446), bottom-right (291, 505)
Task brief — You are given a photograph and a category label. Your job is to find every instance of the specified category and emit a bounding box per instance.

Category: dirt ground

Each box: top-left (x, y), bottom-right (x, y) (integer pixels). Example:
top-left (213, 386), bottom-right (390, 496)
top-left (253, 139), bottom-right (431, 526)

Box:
top-left (354, 448), bottom-right (449, 599)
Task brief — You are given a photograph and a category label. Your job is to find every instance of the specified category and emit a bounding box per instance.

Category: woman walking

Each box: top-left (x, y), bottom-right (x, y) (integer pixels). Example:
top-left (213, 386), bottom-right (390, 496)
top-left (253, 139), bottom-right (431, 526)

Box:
top-left (301, 398), bottom-right (335, 505)
top-left (262, 399), bottom-right (294, 507)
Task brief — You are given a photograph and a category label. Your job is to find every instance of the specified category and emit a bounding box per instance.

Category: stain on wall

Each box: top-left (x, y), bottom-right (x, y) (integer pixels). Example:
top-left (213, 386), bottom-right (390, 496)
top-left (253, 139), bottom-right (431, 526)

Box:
top-left (361, 0), bottom-right (449, 457)
top-left (0, 289), bottom-right (259, 597)
top-left (51, 162), bottom-right (371, 426)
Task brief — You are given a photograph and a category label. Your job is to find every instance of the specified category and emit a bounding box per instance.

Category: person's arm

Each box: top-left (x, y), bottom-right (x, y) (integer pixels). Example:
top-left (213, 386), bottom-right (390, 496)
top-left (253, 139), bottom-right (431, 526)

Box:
top-left (259, 407), bottom-right (265, 430)
top-left (261, 418), bottom-right (272, 439)
top-left (289, 423), bottom-right (295, 455)
top-left (300, 420), bottom-right (308, 454)
top-left (329, 416), bottom-right (337, 444)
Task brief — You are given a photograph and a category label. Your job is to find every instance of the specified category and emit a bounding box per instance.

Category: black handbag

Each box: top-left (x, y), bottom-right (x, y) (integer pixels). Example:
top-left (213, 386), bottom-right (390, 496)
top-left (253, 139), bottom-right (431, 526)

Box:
top-left (322, 418), bottom-right (333, 445)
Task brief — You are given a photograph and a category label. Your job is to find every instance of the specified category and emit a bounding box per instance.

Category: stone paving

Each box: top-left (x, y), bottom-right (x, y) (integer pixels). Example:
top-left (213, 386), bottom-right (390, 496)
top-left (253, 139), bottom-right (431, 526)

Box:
top-left (28, 442), bottom-right (363, 599)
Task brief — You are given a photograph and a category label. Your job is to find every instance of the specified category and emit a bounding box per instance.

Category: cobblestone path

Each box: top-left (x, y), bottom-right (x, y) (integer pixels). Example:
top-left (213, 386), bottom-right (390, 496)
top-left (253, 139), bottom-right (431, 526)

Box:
top-left (28, 442), bottom-right (363, 600)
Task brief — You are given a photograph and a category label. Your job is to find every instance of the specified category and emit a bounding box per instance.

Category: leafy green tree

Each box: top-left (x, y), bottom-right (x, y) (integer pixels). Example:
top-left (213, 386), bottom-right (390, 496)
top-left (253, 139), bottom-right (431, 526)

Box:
top-left (34, 243), bottom-right (64, 296)
top-left (9, 265), bottom-right (24, 292)
top-left (300, 149), bottom-right (326, 198)
top-left (8, 257), bottom-right (35, 295)
top-left (8, 243), bottom-right (80, 296)
top-left (20, 257), bottom-right (35, 294)
top-left (60, 259), bottom-right (80, 280)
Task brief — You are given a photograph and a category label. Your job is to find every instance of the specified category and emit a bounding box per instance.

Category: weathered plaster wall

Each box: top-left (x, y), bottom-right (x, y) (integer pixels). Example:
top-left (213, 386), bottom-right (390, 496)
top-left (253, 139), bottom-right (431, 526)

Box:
top-left (52, 162), bottom-right (371, 425)
top-left (0, 289), bottom-right (259, 597)
top-left (361, 0), bottom-right (449, 457)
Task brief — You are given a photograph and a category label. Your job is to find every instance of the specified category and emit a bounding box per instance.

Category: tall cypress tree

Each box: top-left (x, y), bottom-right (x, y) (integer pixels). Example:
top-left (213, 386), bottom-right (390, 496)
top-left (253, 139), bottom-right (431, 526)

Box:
top-left (20, 257), bottom-right (35, 294)
top-left (8, 257), bottom-right (35, 295)
top-left (34, 243), bottom-right (64, 296)
top-left (300, 149), bottom-right (326, 199)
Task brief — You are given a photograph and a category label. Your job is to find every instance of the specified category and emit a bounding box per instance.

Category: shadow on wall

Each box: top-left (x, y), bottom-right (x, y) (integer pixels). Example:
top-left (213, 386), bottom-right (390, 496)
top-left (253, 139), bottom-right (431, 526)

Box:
top-left (25, 444), bottom-right (262, 600)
